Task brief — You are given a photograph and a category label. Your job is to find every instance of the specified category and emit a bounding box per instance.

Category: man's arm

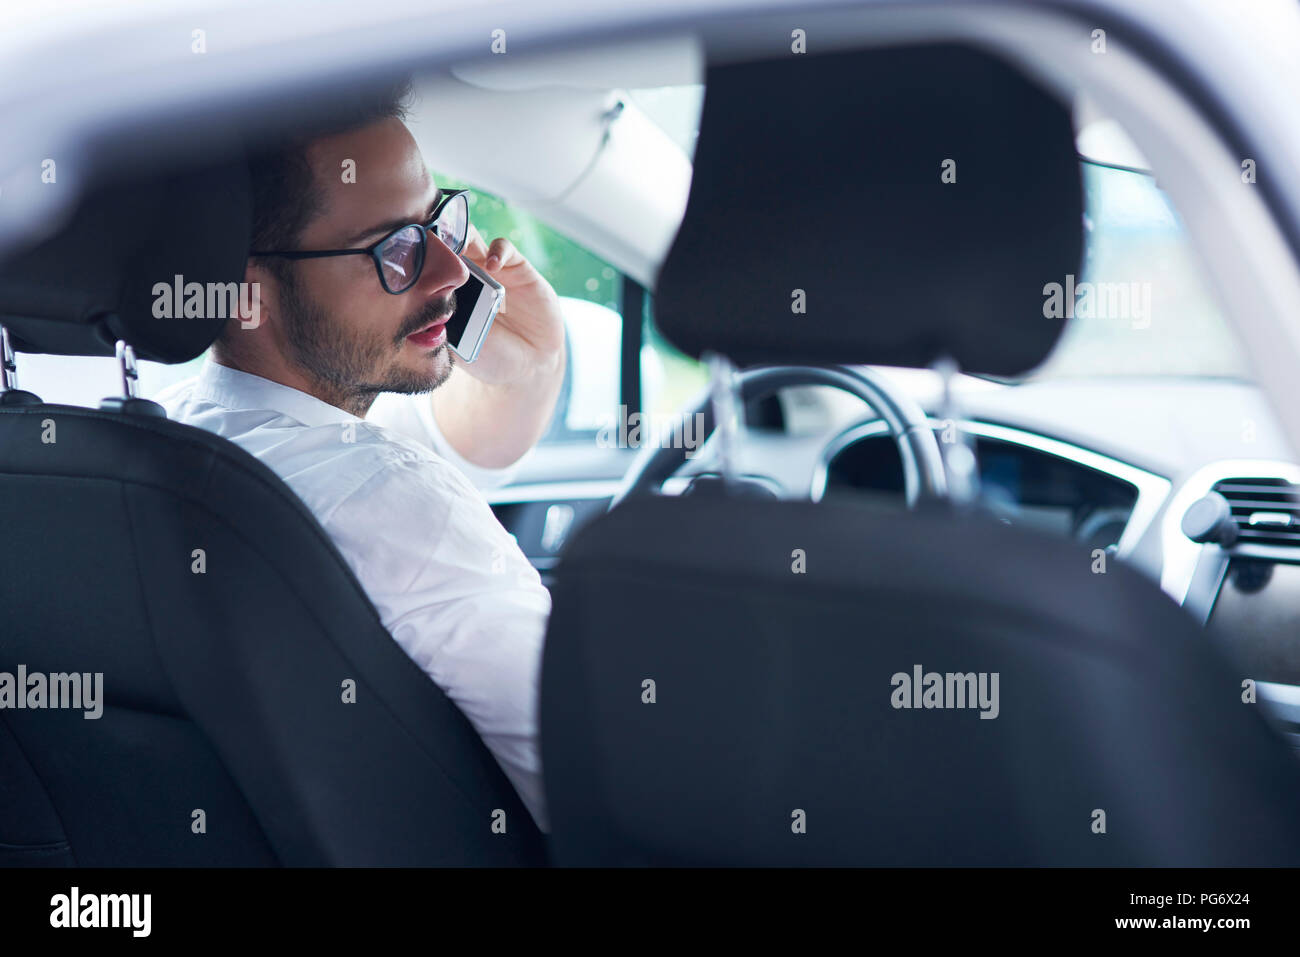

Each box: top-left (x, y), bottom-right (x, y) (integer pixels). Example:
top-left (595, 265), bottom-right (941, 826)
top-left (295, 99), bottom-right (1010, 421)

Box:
top-left (431, 226), bottom-right (567, 470)
top-left (365, 390), bottom-right (522, 491)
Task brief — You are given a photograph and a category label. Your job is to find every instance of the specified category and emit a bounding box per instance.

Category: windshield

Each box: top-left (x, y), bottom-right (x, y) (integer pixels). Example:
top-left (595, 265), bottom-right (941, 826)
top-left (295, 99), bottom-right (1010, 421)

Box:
top-left (1024, 159), bottom-right (1251, 382)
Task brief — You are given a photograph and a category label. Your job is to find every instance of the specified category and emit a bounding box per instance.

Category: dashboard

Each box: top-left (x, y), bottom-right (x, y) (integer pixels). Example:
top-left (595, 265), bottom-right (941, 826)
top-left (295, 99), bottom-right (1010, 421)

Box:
top-left (487, 375), bottom-right (1300, 750)
top-left (817, 424), bottom-right (1141, 552)
top-left (1209, 559), bottom-right (1300, 686)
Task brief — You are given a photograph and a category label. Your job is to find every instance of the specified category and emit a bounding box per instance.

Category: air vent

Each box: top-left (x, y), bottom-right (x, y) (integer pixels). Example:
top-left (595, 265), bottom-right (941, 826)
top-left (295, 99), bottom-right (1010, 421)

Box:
top-left (1212, 477), bottom-right (1300, 548)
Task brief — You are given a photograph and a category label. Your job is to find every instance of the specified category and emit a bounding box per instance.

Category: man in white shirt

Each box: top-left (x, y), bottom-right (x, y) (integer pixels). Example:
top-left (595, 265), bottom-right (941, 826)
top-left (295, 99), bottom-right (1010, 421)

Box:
top-left (154, 79), bottom-right (565, 833)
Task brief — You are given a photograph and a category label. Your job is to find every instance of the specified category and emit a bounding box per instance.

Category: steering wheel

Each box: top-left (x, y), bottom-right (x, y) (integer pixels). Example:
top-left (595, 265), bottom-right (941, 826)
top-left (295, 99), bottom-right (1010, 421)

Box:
top-left (609, 365), bottom-right (948, 510)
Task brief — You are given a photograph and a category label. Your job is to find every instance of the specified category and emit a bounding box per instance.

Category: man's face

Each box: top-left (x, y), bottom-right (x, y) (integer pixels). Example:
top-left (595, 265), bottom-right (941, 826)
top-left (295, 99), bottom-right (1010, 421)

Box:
top-left (263, 117), bottom-right (470, 408)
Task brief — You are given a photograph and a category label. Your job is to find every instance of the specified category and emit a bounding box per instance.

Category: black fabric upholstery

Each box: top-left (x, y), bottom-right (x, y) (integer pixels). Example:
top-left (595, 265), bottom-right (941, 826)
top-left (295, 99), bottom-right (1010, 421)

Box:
top-left (0, 390), bottom-right (41, 407)
top-left (654, 44), bottom-right (1083, 376)
top-left (0, 160), bottom-right (250, 363)
top-left (542, 495), bottom-right (1300, 865)
top-left (0, 404), bottom-right (547, 866)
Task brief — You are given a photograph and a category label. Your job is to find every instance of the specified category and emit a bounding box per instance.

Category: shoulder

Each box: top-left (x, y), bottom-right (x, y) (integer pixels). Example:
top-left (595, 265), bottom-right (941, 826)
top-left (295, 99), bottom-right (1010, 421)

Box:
top-left (152, 375), bottom-right (199, 416)
top-left (322, 426), bottom-right (542, 594)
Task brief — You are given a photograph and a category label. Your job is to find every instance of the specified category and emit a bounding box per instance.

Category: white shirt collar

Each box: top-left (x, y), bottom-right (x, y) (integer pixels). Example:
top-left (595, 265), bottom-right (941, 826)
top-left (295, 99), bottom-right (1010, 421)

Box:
top-left (193, 358), bottom-right (362, 428)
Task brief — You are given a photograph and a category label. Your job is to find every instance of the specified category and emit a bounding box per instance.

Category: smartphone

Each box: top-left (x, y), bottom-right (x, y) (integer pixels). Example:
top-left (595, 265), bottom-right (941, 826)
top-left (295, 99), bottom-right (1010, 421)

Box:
top-left (446, 256), bottom-right (505, 363)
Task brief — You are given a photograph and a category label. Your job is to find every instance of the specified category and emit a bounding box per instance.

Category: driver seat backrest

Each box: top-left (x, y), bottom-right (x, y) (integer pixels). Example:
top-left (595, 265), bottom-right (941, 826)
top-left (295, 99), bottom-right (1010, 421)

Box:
top-left (543, 496), bottom-right (1300, 864)
top-left (538, 42), bottom-right (1300, 864)
top-left (0, 160), bottom-right (546, 866)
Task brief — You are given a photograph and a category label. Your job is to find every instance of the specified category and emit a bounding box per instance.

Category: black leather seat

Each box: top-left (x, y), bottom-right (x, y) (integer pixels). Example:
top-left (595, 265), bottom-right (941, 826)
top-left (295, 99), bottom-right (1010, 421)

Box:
top-left (538, 44), bottom-right (1300, 865)
top-left (0, 159), bottom-right (546, 865)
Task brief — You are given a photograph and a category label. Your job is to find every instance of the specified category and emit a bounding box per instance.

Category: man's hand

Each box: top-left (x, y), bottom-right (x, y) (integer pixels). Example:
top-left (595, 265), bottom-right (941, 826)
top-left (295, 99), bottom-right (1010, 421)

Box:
top-left (431, 224), bottom-right (567, 469)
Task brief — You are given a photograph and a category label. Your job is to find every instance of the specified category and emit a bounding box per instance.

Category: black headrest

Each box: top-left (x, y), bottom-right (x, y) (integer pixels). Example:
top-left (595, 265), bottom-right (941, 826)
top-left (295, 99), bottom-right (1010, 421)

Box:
top-left (655, 44), bottom-right (1084, 376)
top-left (0, 161), bottom-right (251, 363)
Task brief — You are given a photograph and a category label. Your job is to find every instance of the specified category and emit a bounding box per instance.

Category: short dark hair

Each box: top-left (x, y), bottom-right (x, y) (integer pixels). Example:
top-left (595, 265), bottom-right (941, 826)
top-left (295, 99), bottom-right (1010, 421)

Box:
top-left (246, 75), bottom-right (414, 263)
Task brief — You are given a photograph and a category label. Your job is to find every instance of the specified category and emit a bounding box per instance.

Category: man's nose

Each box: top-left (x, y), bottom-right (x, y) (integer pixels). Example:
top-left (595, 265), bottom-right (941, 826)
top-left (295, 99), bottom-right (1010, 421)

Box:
top-left (419, 230), bottom-right (470, 298)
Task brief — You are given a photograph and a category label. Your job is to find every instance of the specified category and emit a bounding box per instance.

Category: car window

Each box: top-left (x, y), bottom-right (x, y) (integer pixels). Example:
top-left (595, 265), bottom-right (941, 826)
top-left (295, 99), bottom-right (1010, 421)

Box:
top-left (20, 349), bottom-right (202, 407)
top-left (642, 295), bottom-right (709, 420)
top-left (1026, 160), bottom-right (1251, 381)
top-left (436, 172), bottom-right (709, 442)
top-left (432, 172), bottom-right (625, 442)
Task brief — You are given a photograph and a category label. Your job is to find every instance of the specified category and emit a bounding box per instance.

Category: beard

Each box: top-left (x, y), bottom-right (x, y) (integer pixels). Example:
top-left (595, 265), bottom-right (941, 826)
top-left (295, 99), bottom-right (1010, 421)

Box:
top-left (276, 266), bottom-right (455, 413)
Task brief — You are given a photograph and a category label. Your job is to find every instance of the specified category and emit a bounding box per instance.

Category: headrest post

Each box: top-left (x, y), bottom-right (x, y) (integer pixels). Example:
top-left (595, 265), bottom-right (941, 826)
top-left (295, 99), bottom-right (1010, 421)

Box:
top-left (932, 356), bottom-right (979, 506)
top-left (1, 327), bottom-right (18, 391)
top-left (0, 325), bottom-right (43, 406)
top-left (705, 352), bottom-right (742, 488)
top-left (115, 340), bottom-right (140, 399)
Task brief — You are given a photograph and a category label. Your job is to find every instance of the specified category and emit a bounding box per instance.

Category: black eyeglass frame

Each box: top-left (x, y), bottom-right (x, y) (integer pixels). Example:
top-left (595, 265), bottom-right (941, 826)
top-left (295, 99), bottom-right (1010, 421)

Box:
top-left (248, 188), bottom-right (471, 294)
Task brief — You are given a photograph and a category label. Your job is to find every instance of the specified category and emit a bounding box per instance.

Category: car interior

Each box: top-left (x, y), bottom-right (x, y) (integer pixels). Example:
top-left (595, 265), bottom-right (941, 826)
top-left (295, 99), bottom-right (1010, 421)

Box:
top-left (4, 7), bottom-right (1300, 867)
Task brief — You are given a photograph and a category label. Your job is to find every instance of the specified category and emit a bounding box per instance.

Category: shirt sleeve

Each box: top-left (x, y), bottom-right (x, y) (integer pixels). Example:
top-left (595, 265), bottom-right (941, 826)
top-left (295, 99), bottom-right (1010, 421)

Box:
top-left (321, 447), bottom-right (552, 833)
top-left (365, 391), bottom-right (525, 491)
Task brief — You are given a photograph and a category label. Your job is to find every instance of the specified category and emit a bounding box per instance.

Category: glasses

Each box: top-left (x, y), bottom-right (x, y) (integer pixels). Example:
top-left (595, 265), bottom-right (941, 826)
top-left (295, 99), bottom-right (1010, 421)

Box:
top-left (249, 188), bottom-right (471, 294)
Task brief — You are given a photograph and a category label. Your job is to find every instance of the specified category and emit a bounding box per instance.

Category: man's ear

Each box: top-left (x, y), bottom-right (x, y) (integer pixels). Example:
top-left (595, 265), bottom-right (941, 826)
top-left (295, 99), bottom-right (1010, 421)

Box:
top-left (237, 260), bottom-right (269, 331)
